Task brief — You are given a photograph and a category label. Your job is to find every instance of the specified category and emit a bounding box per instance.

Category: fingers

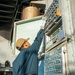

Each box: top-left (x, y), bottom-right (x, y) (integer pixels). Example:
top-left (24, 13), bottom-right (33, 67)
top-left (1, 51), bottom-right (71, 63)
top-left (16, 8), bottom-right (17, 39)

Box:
top-left (40, 26), bottom-right (44, 29)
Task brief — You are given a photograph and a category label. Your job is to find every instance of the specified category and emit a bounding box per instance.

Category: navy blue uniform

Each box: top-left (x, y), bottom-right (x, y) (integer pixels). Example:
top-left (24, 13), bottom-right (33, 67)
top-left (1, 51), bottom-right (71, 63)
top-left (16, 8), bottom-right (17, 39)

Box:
top-left (13, 29), bottom-right (44, 75)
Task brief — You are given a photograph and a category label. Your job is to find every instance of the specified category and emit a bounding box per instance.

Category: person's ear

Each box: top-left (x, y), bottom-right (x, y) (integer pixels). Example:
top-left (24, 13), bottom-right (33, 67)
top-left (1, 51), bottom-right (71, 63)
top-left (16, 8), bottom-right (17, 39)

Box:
top-left (23, 43), bottom-right (26, 47)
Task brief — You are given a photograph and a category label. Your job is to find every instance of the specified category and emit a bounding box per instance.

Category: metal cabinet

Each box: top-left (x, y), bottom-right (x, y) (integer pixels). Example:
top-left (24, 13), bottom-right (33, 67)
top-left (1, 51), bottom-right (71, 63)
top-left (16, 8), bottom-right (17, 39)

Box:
top-left (44, 0), bottom-right (75, 75)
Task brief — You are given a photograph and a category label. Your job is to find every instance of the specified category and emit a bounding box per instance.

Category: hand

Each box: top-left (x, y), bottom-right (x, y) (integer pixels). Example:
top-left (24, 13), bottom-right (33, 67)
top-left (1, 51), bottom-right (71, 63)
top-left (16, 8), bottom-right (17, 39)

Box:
top-left (40, 26), bottom-right (44, 29)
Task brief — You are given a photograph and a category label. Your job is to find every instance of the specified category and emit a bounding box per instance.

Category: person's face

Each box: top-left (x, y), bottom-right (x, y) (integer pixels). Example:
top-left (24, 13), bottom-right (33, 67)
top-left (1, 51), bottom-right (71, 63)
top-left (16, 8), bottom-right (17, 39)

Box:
top-left (23, 41), bottom-right (31, 48)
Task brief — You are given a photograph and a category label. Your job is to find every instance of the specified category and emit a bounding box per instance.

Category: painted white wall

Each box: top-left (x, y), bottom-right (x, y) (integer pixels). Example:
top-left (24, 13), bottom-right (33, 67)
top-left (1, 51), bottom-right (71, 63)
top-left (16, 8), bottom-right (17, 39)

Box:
top-left (0, 30), bottom-right (15, 67)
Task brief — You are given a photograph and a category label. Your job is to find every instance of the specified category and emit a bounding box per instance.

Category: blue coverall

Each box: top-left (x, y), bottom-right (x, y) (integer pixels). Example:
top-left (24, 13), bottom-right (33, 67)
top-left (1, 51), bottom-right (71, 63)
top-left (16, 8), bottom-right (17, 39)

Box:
top-left (12, 29), bottom-right (44, 75)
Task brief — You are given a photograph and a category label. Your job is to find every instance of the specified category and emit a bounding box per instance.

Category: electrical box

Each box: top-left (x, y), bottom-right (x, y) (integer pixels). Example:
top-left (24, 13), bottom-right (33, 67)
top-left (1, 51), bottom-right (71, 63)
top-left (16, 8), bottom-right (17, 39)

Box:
top-left (44, 0), bottom-right (75, 75)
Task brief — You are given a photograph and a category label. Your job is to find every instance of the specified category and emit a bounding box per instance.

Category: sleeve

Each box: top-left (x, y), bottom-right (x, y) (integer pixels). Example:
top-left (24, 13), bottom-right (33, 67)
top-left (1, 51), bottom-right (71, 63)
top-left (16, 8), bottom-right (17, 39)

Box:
top-left (12, 51), bottom-right (27, 74)
top-left (28, 29), bottom-right (45, 53)
top-left (12, 67), bottom-right (17, 75)
top-left (36, 29), bottom-right (44, 37)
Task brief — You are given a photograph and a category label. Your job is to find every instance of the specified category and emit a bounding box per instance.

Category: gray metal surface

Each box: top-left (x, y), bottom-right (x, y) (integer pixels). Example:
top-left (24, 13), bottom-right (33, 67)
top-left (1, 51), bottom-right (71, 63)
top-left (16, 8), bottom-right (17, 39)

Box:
top-left (70, 0), bottom-right (75, 39)
top-left (59, 0), bottom-right (75, 75)
top-left (44, 46), bottom-right (66, 75)
top-left (45, 0), bottom-right (75, 75)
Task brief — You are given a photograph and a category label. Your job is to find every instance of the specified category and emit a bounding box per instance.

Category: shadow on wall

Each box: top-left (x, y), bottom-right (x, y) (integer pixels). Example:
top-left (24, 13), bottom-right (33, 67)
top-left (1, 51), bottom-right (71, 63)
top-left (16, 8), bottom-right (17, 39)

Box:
top-left (0, 30), bottom-right (11, 41)
top-left (68, 70), bottom-right (75, 75)
top-left (69, 62), bottom-right (75, 75)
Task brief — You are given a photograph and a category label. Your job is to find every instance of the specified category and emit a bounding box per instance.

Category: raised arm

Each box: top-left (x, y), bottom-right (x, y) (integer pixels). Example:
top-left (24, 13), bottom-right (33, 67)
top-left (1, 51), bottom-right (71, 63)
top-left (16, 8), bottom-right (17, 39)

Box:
top-left (28, 26), bottom-right (45, 53)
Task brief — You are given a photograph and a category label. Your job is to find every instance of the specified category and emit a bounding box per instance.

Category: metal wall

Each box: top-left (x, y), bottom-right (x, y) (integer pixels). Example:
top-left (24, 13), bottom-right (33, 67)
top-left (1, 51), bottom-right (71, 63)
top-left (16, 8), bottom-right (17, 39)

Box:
top-left (58, 0), bottom-right (75, 75)
top-left (45, 0), bottom-right (53, 11)
top-left (44, 0), bottom-right (75, 75)
top-left (70, 0), bottom-right (75, 46)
